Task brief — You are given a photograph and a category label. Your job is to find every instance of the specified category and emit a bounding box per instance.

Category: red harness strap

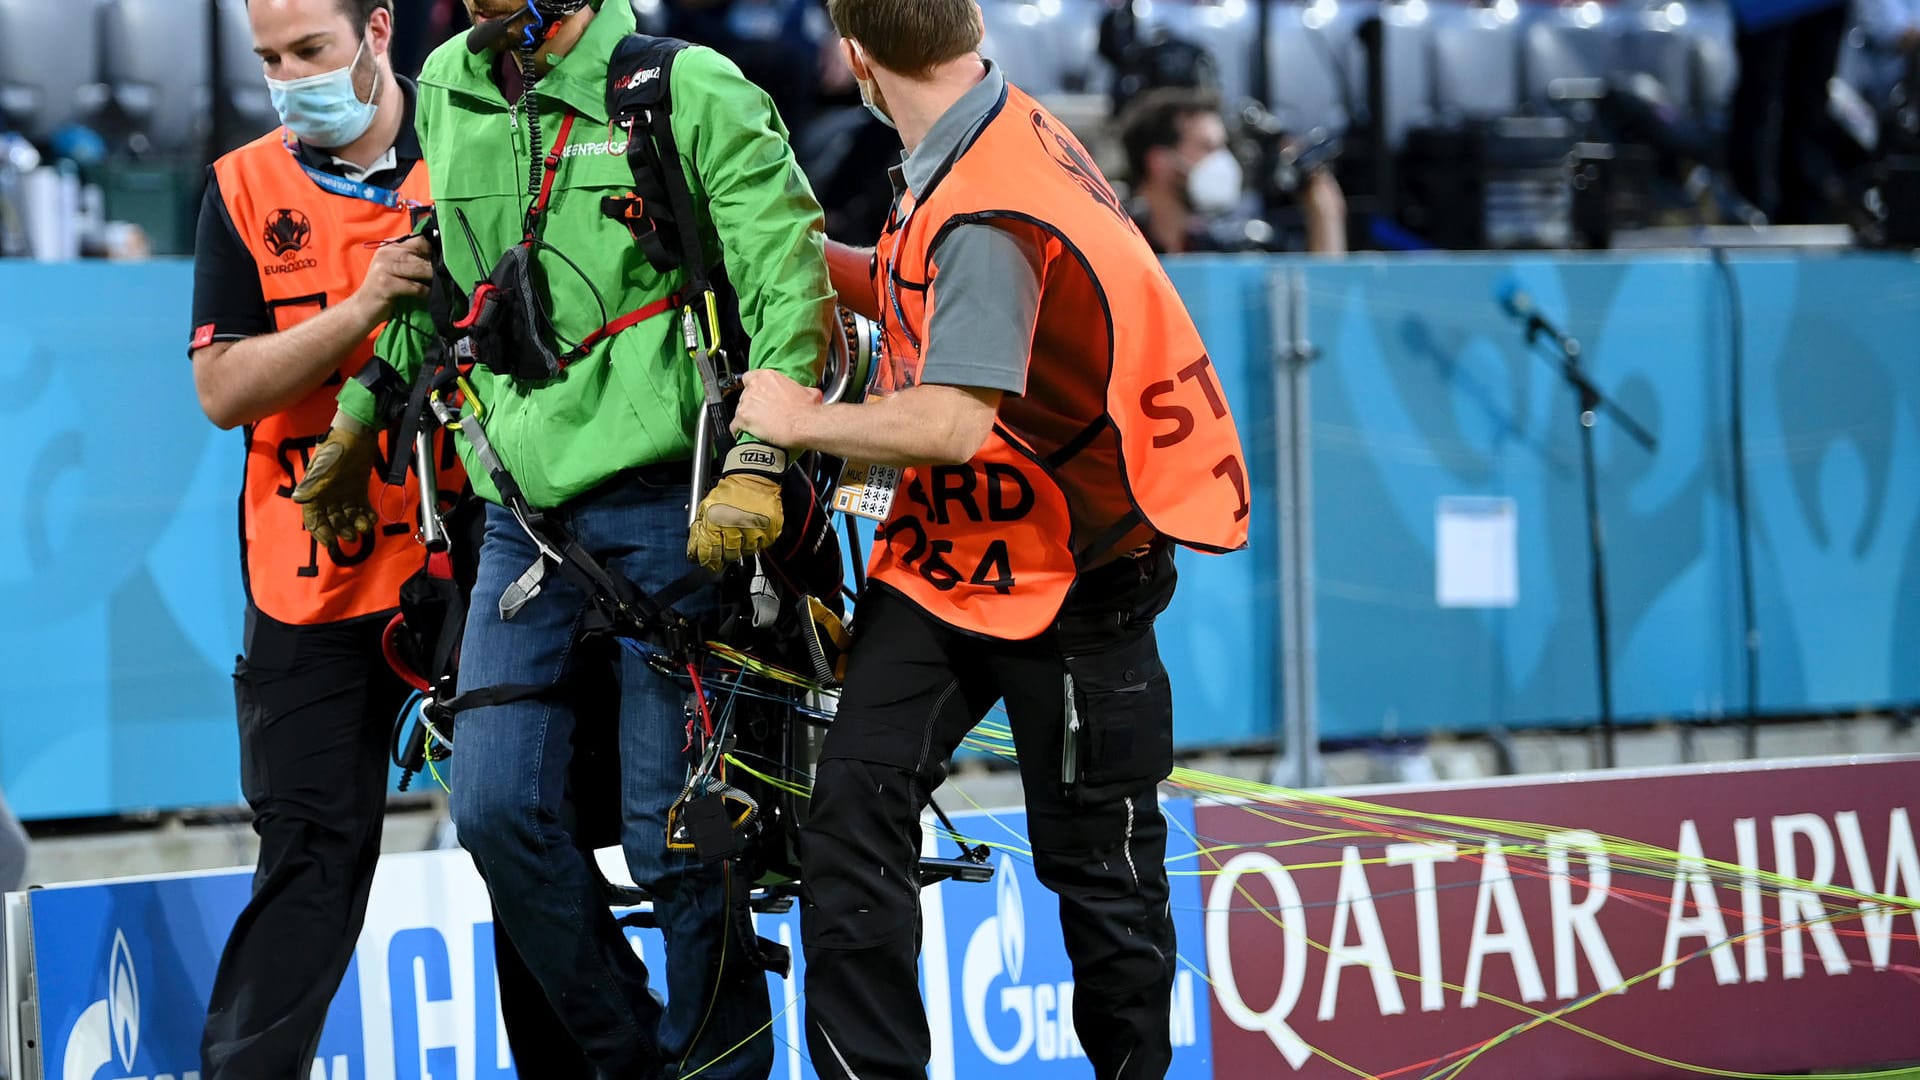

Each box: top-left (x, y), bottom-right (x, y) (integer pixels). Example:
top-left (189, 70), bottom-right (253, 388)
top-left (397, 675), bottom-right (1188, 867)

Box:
top-left (525, 113), bottom-right (578, 239)
top-left (580, 292), bottom-right (681, 351)
top-left (382, 613), bottom-right (432, 692)
top-left (487, 111), bottom-right (681, 361)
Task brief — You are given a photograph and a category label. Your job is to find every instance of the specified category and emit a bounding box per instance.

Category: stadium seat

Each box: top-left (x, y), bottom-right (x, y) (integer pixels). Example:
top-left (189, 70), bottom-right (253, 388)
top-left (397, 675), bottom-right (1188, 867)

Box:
top-left (100, 0), bottom-right (214, 156)
top-left (1518, 0), bottom-right (1625, 110)
top-left (1428, 0), bottom-right (1524, 122)
top-left (980, 0), bottom-right (1112, 97)
top-left (1134, 0), bottom-right (1264, 106)
top-left (1684, 0), bottom-right (1737, 128)
top-left (1045, 0), bottom-right (1114, 95)
top-left (980, 0), bottom-right (1060, 93)
top-left (218, 0), bottom-right (280, 144)
top-left (1266, 0), bottom-right (1379, 136)
top-left (1617, 2), bottom-right (1697, 115)
top-left (0, 0), bottom-right (106, 143)
top-left (1377, 1), bottom-right (1438, 147)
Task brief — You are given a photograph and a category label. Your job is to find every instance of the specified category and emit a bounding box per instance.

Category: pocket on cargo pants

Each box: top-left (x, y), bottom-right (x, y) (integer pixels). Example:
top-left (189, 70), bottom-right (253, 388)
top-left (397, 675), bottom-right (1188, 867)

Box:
top-left (1061, 624), bottom-right (1175, 807)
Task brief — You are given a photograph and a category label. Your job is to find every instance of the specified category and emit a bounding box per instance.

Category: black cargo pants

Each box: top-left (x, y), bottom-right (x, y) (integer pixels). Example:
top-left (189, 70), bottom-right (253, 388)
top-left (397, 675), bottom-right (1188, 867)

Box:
top-left (201, 608), bottom-right (407, 1079)
top-left (800, 546), bottom-right (1179, 1080)
top-left (200, 607), bottom-right (602, 1080)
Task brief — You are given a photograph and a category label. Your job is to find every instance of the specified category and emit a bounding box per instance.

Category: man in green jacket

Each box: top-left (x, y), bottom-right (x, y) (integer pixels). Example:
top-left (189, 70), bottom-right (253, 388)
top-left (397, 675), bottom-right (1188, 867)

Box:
top-left (292, 1), bottom-right (832, 1075)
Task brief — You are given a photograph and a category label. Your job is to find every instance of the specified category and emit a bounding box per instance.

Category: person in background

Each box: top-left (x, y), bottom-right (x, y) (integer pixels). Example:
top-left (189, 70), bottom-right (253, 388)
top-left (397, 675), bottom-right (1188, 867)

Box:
top-left (1119, 87), bottom-right (1346, 256)
top-left (1728, 0), bottom-right (1850, 223)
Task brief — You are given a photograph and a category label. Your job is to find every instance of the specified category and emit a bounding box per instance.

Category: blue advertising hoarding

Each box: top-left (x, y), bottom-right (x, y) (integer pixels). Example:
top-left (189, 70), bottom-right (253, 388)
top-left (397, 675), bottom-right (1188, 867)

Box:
top-left (29, 800), bottom-right (1212, 1080)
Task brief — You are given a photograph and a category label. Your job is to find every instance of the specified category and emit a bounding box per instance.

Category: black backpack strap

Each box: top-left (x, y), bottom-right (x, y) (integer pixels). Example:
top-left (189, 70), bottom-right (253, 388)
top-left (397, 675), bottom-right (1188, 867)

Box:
top-left (605, 34), bottom-right (712, 296)
top-left (605, 33), bottom-right (736, 472)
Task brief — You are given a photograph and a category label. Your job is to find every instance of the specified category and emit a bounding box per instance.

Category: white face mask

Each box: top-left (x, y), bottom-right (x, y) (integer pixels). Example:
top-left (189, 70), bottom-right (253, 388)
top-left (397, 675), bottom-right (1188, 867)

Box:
top-left (1186, 148), bottom-right (1243, 215)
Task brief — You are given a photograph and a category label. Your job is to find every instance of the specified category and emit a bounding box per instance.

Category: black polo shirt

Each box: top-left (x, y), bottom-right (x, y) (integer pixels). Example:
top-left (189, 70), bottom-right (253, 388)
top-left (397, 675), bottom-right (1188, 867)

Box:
top-left (190, 76), bottom-right (423, 353)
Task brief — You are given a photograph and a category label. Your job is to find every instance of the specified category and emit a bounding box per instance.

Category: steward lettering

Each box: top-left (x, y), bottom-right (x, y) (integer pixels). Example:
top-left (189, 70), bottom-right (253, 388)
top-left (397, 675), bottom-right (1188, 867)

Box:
top-left (1142, 355), bottom-right (1230, 449)
top-left (1140, 380), bottom-right (1193, 449)
top-left (883, 514), bottom-right (929, 565)
top-left (1213, 455), bottom-right (1250, 523)
top-left (906, 475), bottom-right (934, 517)
top-left (1179, 355), bottom-right (1229, 420)
top-left (985, 462), bottom-right (1036, 521)
top-left (881, 517), bottom-right (1022, 595)
top-left (970, 540), bottom-right (1016, 594)
top-left (923, 463), bottom-right (1037, 524)
top-left (922, 539), bottom-right (964, 591)
top-left (931, 466), bottom-right (982, 526)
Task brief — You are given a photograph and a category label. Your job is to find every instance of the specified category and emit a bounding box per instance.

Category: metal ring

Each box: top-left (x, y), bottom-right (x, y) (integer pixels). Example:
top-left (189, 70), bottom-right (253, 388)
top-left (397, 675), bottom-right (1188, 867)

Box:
top-left (822, 306), bottom-right (878, 405)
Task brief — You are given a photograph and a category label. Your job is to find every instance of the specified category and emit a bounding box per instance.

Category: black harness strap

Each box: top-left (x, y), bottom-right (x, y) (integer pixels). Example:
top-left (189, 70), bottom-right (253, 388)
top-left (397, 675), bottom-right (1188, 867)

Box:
top-left (1046, 415), bottom-right (1113, 470)
top-left (384, 344), bottom-right (461, 486)
top-left (606, 35), bottom-right (735, 462)
top-left (1074, 509), bottom-right (1146, 570)
top-left (438, 683), bottom-right (555, 715)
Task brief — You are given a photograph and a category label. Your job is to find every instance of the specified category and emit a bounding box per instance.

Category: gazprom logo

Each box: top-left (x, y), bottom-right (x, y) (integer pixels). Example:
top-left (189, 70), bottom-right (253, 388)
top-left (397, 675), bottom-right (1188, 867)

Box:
top-left (63, 929), bottom-right (200, 1080)
top-left (962, 856), bottom-right (1077, 1065)
top-left (109, 930), bottom-right (139, 1071)
top-left (957, 854), bottom-right (1199, 1067)
top-left (998, 857), bottom-right (1025, 983)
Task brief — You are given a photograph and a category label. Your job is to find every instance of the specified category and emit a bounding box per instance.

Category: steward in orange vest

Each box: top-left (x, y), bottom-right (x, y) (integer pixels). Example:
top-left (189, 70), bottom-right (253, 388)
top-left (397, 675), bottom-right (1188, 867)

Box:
top-left (862, 88), bottom-right (1246, 641)
top-left (185, 3), bottom-right (474, 1077)
top-left (730, 3), bottom-right (1247, 1076)
top-left (205, 125), bottom-right (441, 625)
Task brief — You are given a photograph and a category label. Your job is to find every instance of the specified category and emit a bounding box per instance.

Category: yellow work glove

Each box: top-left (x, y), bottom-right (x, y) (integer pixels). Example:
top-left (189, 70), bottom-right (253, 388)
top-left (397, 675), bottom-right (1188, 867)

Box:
top-left (689, 444), bottom-right (787, 571)
top-left (290, 417), bottom-right (378, 550)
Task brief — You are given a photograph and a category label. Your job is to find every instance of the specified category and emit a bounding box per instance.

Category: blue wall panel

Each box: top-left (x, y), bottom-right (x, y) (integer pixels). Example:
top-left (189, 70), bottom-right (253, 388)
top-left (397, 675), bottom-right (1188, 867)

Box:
top-left (1162, 258), bottom-right (1280, 748)
top-left (1194, 251), bottom-right (1920, 740)
top-left (1731, 256), bottom-right (1920, 712)
top-left (0, 263), bottom-right (244, 819)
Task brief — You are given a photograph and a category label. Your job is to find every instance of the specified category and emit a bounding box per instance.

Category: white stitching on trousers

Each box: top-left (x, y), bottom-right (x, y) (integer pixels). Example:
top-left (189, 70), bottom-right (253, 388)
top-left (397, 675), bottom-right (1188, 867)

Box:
top-left (820, 1028), bottom-right (866, 1080)
top-left (1122, 795), bottom-right (1140, 887)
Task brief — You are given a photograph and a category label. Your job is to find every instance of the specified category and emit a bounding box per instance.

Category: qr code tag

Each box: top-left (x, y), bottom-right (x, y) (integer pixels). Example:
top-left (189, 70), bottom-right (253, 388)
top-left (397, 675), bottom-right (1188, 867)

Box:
top-left (833, 462), bottom-right (901, 521)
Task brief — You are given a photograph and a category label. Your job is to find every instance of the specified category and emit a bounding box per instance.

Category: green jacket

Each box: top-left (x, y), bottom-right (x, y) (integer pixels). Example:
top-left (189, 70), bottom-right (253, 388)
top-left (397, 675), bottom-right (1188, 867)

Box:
top-left (340, 0), bottom-right (832, 509)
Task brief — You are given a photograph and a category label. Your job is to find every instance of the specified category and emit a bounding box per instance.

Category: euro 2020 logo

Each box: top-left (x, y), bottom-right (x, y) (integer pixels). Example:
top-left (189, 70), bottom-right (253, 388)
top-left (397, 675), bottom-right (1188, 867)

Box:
top-left (264, 209), bottom-right (312, 260)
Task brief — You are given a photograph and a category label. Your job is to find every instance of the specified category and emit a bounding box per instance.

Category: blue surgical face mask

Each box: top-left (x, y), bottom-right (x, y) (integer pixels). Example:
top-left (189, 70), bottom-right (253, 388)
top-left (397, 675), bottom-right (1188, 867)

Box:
top-left (858, 77), bottom-right (896, 131)
top-left (268, 32), bottom-right (379, 150)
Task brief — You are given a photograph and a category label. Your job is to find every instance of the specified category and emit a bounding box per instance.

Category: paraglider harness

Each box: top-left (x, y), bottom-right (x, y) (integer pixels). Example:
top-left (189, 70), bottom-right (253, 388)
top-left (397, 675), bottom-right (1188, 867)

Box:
top-left (363, 22), bottom-right (992, 978)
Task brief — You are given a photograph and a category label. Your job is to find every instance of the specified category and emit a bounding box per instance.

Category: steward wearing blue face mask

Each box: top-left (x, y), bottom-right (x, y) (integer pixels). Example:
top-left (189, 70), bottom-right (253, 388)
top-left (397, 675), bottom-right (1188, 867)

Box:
top-left (188, 1), bottom-right (470, 1077)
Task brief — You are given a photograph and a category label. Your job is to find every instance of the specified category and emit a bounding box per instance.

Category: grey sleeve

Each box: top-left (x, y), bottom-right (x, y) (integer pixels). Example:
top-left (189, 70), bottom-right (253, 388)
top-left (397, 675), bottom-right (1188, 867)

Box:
top-left (919, 222), bottom-right (1044, 395)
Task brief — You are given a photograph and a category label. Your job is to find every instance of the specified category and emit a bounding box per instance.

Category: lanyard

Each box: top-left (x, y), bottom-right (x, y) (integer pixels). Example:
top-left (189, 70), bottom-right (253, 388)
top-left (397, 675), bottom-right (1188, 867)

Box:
top-left (284, 139), bottom-right (417, 211)
top-left (881, 194), bottom-right (924, 353)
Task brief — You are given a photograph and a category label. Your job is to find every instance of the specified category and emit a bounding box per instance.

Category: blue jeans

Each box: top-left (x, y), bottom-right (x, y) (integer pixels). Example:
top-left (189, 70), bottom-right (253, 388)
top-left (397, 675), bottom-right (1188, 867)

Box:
top-left (452, 473), bottom-right (773, 1079)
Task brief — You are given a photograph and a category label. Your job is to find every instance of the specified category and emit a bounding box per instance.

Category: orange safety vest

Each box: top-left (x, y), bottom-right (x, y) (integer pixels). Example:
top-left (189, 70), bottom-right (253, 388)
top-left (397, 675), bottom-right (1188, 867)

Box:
top-left (868, 82), bottom-right (1249, 641)
top-left (209, 130), bottom-right (456, 627)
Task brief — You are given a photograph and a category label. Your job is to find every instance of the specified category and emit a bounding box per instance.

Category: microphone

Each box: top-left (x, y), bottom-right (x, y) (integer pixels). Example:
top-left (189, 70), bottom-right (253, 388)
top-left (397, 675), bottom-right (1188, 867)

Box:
top-left (467, 16), bottom-right (514, 54)
top-left (1498, 286), bottom-right (1579, 357)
